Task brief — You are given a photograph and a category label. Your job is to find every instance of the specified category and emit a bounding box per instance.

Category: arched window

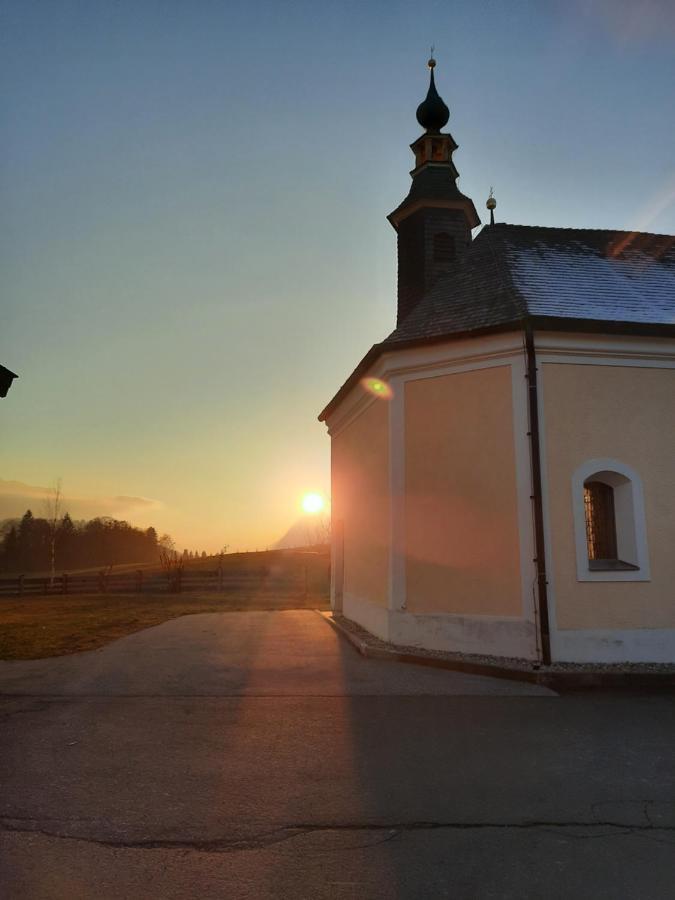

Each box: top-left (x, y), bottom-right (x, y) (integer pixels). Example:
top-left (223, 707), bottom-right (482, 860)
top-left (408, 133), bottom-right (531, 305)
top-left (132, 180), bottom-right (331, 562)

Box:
top-left (572, 460), bottom-right (650, 582)
top-left (583, 480), bottom-right (618, 562)
top-left (433, 233), bottom-right (455, 268)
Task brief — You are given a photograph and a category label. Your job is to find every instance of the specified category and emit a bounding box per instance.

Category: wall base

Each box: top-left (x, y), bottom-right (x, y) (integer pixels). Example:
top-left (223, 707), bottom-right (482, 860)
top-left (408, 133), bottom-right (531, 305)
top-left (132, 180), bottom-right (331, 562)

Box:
top-left (342, 594), bottom-right (391, 642)
top-left (390, 609), bottom-right (538, 659)
top-left (551, 628), bottom-right (675, 663)
top-left (342, 595), bottom-right (539, 660)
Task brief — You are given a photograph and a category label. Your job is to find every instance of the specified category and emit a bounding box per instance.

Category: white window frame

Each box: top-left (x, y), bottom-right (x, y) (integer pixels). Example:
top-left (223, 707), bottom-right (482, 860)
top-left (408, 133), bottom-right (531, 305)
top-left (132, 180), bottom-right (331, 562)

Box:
top-left (572, 458), bottom-right (650, 582)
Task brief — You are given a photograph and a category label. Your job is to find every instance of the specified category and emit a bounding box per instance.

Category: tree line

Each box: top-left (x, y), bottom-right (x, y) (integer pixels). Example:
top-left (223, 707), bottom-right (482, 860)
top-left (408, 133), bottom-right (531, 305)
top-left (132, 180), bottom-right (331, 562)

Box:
top-left (0, 510), bottom-right (168, 573)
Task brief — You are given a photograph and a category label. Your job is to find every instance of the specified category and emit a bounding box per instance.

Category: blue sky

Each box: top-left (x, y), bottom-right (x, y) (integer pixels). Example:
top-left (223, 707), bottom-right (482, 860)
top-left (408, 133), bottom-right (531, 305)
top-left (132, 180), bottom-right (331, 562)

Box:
top-left (2, 0), bottom-right (674, 549)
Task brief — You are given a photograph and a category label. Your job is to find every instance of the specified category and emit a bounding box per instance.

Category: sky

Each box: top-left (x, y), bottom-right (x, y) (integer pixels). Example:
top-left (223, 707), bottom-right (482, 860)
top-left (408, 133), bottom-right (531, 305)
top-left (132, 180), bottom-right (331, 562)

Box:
top-left (2, 0), bottom-right (675, 552)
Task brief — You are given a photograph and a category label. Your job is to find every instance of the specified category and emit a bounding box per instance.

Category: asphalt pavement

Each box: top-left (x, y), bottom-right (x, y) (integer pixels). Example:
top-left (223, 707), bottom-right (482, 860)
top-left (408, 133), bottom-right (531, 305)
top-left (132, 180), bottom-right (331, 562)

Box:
top-left (1, 610), bottom-right (674, 899)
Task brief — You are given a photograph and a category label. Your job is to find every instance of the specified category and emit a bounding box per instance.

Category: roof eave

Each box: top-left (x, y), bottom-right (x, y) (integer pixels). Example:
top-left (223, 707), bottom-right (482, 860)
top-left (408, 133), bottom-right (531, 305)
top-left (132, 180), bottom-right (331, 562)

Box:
top-left (387, 197), bottom-right (481, 231)
top-left (528, 315), bottom-right (675, 339)
top-left (318, 319), bottom-right (525, 423)
top-left (318, 315), bottom-right (675, 423)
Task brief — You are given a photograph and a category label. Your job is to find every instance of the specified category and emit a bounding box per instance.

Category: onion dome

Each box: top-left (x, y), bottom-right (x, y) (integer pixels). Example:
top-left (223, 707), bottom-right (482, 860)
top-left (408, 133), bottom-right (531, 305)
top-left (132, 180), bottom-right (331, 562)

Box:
top-left (415, 57), bottom-right (449, 133)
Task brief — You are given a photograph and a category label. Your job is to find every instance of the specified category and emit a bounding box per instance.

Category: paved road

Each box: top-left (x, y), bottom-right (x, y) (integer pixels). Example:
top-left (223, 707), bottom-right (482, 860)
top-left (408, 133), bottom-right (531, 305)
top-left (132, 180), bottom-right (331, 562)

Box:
top-left (1, 610), bottom-right (674, 899)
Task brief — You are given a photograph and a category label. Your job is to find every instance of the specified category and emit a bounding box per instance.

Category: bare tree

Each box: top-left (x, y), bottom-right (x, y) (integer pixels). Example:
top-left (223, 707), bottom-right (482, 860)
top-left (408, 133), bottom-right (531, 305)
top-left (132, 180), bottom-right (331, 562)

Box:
top-left (158, 533), bottom-right (183, 592)
top-left (158, 533), bottom-right (176, 558)
top-left (303, 513), bottom-right (331, 548)
top-left (43, 479), bottom-right (63, 586)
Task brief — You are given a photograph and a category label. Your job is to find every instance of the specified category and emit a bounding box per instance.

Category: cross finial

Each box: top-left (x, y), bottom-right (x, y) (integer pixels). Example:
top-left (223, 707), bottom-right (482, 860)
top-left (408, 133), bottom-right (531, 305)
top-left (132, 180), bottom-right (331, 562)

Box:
top-left (486, 187), bottom-right (497, 225)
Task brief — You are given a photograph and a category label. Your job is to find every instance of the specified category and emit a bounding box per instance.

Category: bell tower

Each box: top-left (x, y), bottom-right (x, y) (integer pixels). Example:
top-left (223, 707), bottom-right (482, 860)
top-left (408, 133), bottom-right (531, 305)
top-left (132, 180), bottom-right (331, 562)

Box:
top-left (388, 57), bottom-right (480, 324)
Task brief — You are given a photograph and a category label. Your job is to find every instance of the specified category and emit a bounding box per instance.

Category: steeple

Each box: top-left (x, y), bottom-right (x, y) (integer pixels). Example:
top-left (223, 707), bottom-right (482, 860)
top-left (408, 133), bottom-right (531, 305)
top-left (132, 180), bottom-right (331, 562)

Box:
top-left (415, 57), bottom-right (449, 132)
top-left (388, 57), bottom-right (480, 324)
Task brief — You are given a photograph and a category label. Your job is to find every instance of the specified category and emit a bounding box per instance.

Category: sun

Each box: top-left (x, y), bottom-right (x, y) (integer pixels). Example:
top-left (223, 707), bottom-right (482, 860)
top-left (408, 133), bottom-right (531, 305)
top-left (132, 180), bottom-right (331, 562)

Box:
top-left (301, 492), bottom-right (325, 515)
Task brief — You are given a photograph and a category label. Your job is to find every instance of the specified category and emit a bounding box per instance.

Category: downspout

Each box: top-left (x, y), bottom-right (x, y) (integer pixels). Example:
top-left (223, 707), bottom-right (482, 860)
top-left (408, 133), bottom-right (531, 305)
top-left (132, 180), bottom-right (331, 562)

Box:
top-left (524, 323), bottom-right (552, 665)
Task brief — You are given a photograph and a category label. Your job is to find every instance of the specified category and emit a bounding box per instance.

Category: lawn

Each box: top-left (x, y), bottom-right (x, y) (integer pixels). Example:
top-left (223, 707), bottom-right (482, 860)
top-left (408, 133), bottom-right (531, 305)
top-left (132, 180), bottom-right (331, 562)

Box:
top-left (0, 589), bottom-right (330, 660)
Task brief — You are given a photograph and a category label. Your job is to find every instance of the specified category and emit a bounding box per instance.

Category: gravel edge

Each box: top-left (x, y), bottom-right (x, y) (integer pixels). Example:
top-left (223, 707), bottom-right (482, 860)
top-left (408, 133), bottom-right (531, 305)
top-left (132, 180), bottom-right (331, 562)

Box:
top-left (324, 612), bottom-right (675, 676)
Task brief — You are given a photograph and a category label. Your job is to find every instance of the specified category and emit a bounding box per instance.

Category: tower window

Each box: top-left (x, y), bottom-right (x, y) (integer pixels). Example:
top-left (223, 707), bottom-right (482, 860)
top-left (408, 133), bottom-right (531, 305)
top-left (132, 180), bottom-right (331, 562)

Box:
top-left (433, 233), bottom-right (455, 267)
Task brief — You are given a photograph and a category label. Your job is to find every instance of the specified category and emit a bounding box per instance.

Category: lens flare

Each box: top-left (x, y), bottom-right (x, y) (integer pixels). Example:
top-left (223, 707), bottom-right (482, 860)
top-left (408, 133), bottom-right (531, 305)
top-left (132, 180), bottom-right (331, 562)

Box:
top-left (302, 492), bottom-right (325, 514)
top-left (361, 376), bottom-right (393, 399)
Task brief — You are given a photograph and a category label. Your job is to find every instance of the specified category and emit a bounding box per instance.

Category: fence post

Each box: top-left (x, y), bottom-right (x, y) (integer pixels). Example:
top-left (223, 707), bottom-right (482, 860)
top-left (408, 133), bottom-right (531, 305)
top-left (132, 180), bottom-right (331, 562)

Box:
top-left (98, 570), bottom-right (105, 594)
top-left (18, 574), bottom-right (24, 597)
top-left (43, 577), bottom-right (48, 595)
top-left (63, 573), bottom-right (69, 595)
top-left (136, 570), bottom-right (143, 594)
top-left (218, 566), bottom-right (223, 591)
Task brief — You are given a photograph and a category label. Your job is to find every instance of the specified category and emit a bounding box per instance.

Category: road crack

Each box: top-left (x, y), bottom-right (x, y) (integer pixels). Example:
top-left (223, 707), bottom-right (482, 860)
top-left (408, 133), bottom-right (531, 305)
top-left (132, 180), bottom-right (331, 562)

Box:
top-left (2, 818), bottom-right (675, 854)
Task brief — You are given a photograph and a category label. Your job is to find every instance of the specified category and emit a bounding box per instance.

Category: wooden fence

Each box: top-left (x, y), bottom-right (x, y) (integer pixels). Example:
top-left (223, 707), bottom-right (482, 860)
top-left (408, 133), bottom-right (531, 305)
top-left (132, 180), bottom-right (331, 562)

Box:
top-left (0, 564), bottom-right (330, 599)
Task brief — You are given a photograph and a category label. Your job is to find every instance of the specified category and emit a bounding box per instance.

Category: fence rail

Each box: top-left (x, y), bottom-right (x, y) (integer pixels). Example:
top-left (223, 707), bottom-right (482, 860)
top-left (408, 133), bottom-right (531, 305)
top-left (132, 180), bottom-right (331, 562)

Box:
top-left (0, 565), bottom-right (330, 598)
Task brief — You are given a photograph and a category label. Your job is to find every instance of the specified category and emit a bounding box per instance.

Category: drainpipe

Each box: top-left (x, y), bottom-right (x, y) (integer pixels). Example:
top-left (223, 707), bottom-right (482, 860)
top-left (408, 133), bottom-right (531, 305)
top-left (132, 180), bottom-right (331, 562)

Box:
top-left (524, 324), bottom-right (552, 665)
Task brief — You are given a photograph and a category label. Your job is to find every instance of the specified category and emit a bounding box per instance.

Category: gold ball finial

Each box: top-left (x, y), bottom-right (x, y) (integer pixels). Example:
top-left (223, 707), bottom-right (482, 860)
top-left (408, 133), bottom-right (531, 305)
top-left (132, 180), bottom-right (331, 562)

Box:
top-left (428, 44), bottom-right (436, 69)
top-left (486, 186), bottom-right (497, 211)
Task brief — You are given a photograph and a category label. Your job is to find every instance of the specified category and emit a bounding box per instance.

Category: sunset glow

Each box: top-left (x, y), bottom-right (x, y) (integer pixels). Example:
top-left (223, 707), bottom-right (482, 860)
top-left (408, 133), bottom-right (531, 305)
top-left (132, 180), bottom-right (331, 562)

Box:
top-left (301, 492), bottom-right (325, 514)
top-left (2, 3), bottom-right (673, 554)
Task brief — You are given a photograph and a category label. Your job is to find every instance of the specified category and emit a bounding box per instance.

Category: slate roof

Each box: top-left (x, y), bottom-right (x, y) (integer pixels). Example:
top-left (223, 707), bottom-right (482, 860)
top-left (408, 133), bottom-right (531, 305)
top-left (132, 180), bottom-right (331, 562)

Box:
top-left (319, 224), bottom-right (675, 421)
top-left (386, 224), bottom-right (675, 345)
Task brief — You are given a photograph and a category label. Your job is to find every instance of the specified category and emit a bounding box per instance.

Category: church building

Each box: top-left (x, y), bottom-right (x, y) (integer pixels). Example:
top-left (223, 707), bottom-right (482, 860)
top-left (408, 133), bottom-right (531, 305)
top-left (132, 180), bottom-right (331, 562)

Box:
top-left (319, 59), bottom-right (675, 664)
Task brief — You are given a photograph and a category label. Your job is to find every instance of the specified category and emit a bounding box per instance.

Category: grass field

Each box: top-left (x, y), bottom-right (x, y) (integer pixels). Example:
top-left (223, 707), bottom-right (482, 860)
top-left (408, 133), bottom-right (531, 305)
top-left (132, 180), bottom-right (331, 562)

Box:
top-left (0, 589), bottom-right (330, 661)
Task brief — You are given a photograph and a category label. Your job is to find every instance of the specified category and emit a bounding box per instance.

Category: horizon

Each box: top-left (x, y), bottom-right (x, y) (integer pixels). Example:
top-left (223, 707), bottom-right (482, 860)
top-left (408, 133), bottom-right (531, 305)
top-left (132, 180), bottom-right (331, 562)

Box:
top-left (0, 477), bottom-right (329, 554)
top-left (3, 0), bottom-right (675, 550)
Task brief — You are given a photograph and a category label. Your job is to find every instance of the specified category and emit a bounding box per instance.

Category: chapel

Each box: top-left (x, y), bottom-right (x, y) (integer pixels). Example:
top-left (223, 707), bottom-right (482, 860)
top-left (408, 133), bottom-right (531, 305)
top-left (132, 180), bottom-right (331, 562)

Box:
top-left (319, 59), bottom-right (675, 664)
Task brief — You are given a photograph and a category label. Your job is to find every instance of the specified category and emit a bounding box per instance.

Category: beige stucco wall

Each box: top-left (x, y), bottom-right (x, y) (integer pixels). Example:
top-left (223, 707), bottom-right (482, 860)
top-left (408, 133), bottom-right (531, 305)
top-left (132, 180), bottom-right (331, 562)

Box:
top-left (404, 365), bottom-right (523, 615)
top-left (542, 363), bottom-right (675, 630)
top-left (331, 399), bottom-right (390, 607)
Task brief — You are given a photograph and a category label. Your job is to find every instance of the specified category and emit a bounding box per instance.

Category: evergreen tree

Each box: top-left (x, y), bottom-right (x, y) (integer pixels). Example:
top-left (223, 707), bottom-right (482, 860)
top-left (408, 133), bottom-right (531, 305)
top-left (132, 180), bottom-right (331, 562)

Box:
top-left (57, 513), bottom-right (76, 569)
top-left (2, 526), bottom-right (18, 569)
top-left (0, 510), bottom-right (167, 572)
top-left (17, 510), bottom-right (35, 570)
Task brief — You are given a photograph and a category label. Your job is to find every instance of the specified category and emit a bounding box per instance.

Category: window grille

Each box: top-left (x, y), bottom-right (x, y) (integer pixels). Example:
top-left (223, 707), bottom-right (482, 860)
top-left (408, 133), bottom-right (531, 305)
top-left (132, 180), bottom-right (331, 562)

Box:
top-left (572, 460), bottom-right (648, 580)
top-left (583, 480), bottom-right (618, 560)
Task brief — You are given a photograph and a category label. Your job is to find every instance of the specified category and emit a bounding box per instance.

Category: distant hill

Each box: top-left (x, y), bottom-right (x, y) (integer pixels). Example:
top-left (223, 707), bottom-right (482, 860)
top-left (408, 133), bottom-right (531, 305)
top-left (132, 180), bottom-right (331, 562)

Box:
top-left (175, 547), bottom-right (330, 572)
top-left (274, 515), bottom-right (330, 550)
top-left (1, 546), bottom-right (330, 581)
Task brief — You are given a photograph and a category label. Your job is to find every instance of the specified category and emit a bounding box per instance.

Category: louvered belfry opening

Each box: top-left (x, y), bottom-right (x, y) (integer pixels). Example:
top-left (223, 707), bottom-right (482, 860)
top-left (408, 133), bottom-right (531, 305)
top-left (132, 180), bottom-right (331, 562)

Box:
top-left (583, 480), bottom-right (618, 561)
top-left (433, 232), bottom-right (456, 268)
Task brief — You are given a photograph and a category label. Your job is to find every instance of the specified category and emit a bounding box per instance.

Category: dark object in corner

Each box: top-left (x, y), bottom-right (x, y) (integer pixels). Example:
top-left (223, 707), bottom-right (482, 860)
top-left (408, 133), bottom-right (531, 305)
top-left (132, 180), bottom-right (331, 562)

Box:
top-left (0, 365), bottom-right (18, 398)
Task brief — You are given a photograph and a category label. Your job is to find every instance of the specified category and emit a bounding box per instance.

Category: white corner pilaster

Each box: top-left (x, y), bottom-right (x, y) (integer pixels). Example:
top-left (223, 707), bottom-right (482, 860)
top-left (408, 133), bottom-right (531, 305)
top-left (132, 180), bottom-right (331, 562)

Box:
top-left (388, 375), bottom-right (406, 611)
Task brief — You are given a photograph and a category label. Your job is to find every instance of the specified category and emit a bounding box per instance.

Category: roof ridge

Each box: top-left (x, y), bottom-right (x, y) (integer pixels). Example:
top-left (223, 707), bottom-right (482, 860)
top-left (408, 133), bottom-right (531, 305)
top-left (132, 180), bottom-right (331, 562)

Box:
top-left (485, 223), bottom-right (675, 239)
